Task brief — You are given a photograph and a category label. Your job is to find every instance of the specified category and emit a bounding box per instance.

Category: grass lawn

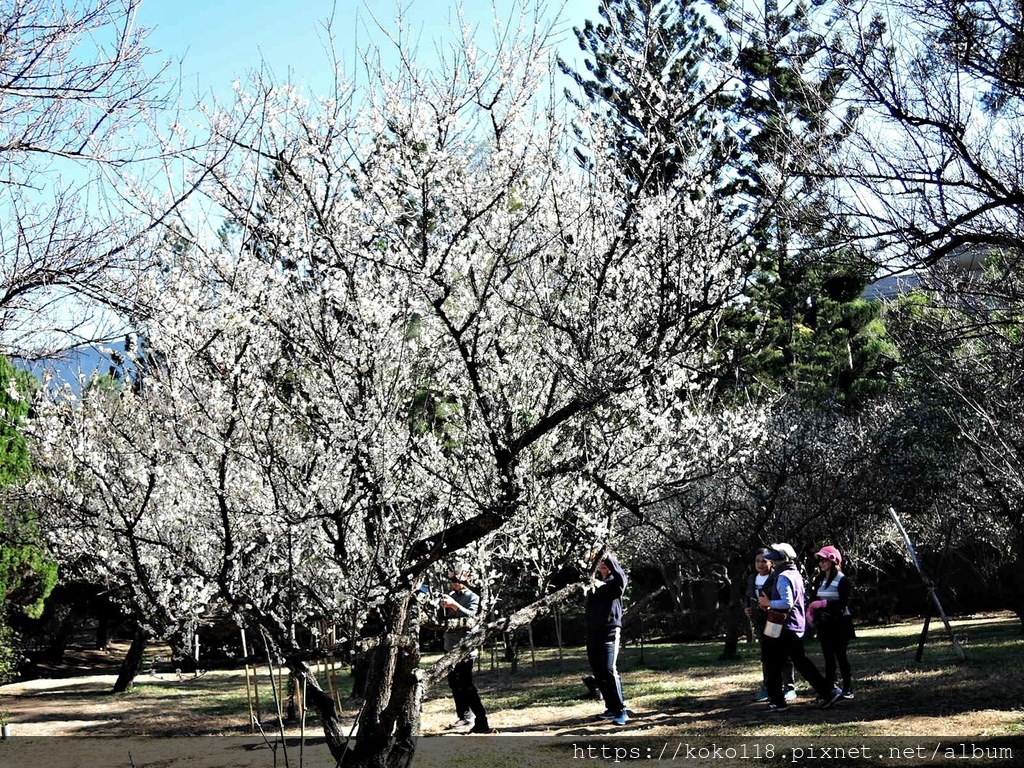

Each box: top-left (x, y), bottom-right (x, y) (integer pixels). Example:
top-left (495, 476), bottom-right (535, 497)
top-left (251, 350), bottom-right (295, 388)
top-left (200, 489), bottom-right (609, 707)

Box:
top-left (418, 611), bottom-right (1023, 739)
top-left (1, 612), bottom-right (1021, 766)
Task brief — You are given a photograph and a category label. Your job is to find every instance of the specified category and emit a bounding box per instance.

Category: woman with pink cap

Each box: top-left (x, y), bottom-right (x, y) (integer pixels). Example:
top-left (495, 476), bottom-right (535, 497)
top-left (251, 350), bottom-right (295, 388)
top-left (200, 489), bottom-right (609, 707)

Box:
top-left (809, 545), bottom-right (855, 699)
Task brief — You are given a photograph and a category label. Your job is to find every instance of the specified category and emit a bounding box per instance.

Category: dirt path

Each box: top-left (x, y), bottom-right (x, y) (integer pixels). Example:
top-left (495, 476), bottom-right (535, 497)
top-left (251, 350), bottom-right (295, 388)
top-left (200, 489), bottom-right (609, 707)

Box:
top-left (1, 667), bottom-right (254, 737)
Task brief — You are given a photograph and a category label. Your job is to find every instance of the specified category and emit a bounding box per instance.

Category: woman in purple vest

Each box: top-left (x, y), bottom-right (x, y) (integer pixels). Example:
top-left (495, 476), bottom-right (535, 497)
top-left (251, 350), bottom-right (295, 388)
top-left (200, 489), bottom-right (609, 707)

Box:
top-left (757, 543), bottom-right (844, 712)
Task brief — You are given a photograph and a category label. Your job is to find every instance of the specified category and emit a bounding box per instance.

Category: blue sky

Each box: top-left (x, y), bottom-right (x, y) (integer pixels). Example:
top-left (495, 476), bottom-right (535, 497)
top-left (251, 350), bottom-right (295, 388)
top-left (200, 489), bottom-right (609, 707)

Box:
top-left (12, 2), bottom-right (601, 366)
top-left (138, 0), bottom-right (596, 101)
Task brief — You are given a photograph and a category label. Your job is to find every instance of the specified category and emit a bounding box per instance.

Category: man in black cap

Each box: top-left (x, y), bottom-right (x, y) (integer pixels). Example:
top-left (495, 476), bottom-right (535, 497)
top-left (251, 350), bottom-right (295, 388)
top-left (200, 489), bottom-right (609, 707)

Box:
top-left (440, 564), bottom-right (493, 733)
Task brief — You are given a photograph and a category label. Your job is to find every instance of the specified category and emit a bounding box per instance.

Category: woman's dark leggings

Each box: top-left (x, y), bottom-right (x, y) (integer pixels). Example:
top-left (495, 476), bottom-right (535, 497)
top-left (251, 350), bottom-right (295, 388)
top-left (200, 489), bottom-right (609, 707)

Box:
top-left (819, 628), bottom-right (852, 692)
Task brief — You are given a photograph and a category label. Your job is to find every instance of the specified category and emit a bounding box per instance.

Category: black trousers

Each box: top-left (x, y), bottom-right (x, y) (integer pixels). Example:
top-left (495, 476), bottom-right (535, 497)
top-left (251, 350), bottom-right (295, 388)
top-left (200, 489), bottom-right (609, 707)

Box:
top-left (447, 657), bottom-right (488, 726)
top-left (763, 629), bottom-right (834, 706)
top-left (755, 622), bottom-right (794, 689)
top-left (585, 628), bottom-right (626, 712)
top-left (818, 624), bottom-right (853, 692)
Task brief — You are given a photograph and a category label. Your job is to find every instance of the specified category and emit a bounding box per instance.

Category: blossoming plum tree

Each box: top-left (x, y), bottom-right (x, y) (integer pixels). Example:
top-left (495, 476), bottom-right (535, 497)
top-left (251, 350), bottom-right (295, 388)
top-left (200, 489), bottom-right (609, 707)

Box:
top-left (29, 4), bottom-right (753, 765)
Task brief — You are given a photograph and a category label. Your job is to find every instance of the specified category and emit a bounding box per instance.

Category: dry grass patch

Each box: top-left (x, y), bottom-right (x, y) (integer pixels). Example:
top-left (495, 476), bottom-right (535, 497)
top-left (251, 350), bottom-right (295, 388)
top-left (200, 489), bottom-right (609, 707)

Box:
top-left (1, 612), bottom-right (1020, 743)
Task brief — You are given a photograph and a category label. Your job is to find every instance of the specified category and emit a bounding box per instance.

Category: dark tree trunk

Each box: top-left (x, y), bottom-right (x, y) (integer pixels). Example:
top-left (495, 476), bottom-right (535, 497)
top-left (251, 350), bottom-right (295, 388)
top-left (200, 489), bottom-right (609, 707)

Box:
top-left (504, 630), bottom-right (520, 674)
top-left (658, 563), bottom-right (685, 611)
top-left (46, 623), bottom-right (72, 663)
top-left (287, 658), bottom-right (351, 763)
top-left (343, 593), bottom-right (423, 768)
top-left (95, 616), bottom-right (110, 651)
top-left (112, 627), bottom-right (149, 693)
top-left (306, 582), bottom-right (582, 768)
top-left (351, 652), bottom-right (368, 698)
top-left (167, 628), bottom-right (198, 673)
top-left (257, 592), bottom-right (425, 768)
top-left (996, 558), bottom-right (1024, 633)
top-left (720, 560), bottom-right (747, 661)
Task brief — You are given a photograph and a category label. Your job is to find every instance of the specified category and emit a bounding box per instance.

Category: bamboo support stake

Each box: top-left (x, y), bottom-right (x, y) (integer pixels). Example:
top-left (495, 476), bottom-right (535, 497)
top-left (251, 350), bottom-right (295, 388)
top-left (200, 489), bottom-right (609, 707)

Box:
top-left (326, 656), bottom-right (336, 709)
top-left (889, 506), bottom-right (966, 662)
top-left (339, 656), bottom-right (347, 708)
top-left (241, 629), bottom-right (255, 732)
top-left (325, 625), bottom-right (342, 708)
top-left (262, 633), bottom-right (290, 768)
top-left (278, 664), bottom-right (287, 716)
top-left (554, 607), bottom-right (564, 665)
top-left (299, 676), bottom-right (307, 768)
top-left (322, 655), bottom-right (335, 705)
top-left (528, 622), bottom-right (536, 669)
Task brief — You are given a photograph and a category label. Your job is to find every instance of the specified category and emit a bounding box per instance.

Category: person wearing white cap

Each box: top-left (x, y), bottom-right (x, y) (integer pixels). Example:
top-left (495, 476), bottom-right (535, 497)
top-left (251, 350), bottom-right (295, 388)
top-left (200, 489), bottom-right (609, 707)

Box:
top-left (745, 547), bottom-right (796, 702)
top-left (757, 543), bottom-right (844, 712)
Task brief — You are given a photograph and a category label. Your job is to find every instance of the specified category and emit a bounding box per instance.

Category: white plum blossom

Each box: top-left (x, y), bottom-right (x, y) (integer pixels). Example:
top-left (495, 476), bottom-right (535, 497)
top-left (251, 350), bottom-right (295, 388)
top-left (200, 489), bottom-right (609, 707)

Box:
top-left (26, 3), bottom-right (753, 765)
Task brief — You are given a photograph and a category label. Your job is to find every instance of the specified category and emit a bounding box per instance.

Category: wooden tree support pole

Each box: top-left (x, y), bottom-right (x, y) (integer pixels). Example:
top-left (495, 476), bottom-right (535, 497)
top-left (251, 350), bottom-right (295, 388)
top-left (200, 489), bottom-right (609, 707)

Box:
top-left (241, 629), bottom-right (256, 732)
top-left (888, 507), bottom-right (966, 662)
top-left (262, 632), bottom-right (291, 768)
top-left (916, 610), bottom-right (932, 663)
top-left (527, 622), bottom-right (536, 670)
top-left (299, 676), bottom-right (307, 768)
top-left (554, 607), bottom-right (564, 666)
top-left (330, 657), bottom-right (342, 710)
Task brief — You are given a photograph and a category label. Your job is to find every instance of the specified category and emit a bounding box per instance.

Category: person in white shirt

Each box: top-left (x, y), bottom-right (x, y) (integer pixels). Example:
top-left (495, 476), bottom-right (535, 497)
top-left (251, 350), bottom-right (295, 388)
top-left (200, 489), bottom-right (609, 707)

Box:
top-left (745, 548), bottom-right (796, 702)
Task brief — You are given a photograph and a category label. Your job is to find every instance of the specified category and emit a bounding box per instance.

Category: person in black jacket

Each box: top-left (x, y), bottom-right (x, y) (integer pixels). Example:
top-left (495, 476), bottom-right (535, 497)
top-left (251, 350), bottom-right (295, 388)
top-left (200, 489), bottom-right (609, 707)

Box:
top-left (808, 545), bottom-right (855, 699)
top-left (585, 552), bottom-right (629, 726)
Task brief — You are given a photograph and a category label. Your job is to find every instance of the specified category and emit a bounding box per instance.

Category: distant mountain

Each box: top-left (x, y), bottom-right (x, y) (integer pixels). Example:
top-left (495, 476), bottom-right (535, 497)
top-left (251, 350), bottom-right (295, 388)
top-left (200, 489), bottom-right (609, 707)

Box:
top-left (15, 342), bottom-right (134, 390)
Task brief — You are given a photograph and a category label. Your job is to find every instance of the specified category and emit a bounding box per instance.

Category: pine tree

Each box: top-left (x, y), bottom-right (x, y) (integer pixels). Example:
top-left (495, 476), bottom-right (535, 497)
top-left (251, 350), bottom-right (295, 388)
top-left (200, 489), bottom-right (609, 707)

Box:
top-left (560, 0), bottom-right (898, 407)
top-left (0, 357), bottom-right (56, 682)
top-left (715, 0), bottom-right (896, 406)
top-left (559, 0), bottom-right (735, 195)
